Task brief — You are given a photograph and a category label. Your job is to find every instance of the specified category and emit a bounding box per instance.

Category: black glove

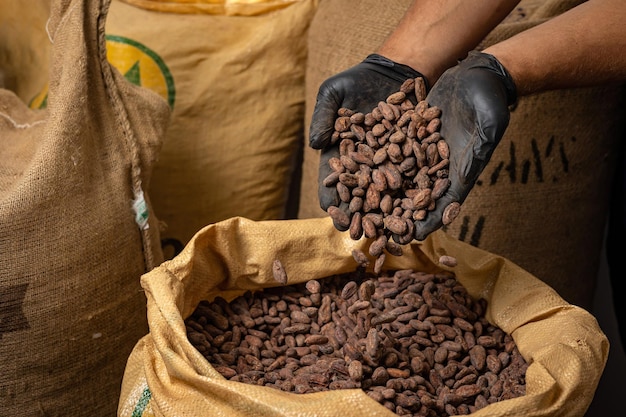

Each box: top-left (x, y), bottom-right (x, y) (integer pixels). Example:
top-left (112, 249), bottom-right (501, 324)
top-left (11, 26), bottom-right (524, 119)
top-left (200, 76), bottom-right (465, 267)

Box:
top-left (414, 51), bottom-right (517, 240)
top-left (310, 54), bottom-right (426, 230)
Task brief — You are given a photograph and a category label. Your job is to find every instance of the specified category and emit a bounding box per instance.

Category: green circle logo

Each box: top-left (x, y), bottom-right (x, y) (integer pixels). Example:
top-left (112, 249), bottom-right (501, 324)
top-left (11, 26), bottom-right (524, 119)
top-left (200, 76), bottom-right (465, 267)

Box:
top-left (30, 35), bottom-right (175, 109)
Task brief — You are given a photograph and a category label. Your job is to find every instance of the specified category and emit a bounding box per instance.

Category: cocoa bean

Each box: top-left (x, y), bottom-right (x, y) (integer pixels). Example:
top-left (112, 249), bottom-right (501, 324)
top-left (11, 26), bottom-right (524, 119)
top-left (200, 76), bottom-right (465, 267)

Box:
top-left (272, 260), bottom-right (288, 285)
top-left (442, 201), bottom-right (461, 225)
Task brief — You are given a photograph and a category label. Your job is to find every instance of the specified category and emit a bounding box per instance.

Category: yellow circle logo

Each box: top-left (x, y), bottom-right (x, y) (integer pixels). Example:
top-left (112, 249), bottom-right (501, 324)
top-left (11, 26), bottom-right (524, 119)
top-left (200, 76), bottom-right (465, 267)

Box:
top-left (30, 35), bottom-right (175, 109)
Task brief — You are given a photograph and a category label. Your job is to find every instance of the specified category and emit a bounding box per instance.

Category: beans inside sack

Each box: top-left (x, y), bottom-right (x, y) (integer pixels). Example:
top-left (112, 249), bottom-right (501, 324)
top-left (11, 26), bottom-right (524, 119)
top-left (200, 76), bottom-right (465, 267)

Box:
top-left (185, 267), bottom-right (527, 417)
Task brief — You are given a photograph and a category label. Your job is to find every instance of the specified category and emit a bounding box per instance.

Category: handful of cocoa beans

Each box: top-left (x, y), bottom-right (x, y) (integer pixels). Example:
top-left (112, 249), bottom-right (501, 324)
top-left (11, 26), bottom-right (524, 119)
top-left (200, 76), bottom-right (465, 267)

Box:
top-left (185, 268), bottom-right (527, 417)
top-left (323, 77), bottom-right (460, 271)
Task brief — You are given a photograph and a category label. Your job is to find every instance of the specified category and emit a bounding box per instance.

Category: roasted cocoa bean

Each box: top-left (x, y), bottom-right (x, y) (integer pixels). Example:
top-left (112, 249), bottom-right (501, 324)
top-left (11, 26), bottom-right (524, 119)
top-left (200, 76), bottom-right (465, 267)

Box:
top-left (327, 206), bottom-right (350, 229)
top-left (272, 259), bottom-right (288, 285)
top-left (442, 201), bottom-right (461, 226)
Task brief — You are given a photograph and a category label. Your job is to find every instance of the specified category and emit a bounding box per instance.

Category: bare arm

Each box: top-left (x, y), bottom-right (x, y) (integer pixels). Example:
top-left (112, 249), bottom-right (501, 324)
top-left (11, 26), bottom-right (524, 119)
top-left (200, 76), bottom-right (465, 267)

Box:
top-left (484, 0), bottom-right (626, 96)
top-left (377, 0), bottom-right (521, 86)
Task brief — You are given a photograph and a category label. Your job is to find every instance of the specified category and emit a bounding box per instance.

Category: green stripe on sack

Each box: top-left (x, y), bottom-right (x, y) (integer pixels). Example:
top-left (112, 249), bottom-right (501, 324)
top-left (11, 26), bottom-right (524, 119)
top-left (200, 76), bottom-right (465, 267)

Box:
top-left (132, 387), bottom-right (152, 417)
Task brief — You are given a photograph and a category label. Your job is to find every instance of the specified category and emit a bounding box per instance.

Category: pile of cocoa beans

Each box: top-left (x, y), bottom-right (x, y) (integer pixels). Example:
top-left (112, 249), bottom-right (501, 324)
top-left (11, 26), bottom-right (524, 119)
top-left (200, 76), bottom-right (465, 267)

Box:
top-left (323, 77), bottom-right (460, 271)
top-left (185, 268), bottom-right (527, 417)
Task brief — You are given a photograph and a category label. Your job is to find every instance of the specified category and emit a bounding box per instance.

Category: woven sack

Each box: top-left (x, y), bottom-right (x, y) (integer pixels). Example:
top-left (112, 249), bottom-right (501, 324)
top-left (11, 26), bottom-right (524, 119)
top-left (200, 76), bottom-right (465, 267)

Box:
top-left (0, 0), bottom-right (50, 105)
top-left (101, 0), bottom-right (318, 249)
top-left (0, 0), bottom-right (169, 415)
top-left (118, 216), bottom-right (608, 417)
top-left (298, 0), bottom-right (626, 310)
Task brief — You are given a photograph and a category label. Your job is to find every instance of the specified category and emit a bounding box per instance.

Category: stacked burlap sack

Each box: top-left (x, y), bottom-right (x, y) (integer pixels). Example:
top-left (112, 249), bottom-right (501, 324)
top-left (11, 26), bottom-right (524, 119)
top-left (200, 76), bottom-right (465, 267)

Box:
top-left (1, 0), bottom-right (317, 415)
top-left (3, 0), bottom-right (318, 253)
top-left (298, 0), bottom-right (626, 312)
top-left (0, 0), bottom-right (169, 415)
top-left (118, 216), bottom-right (608, 417)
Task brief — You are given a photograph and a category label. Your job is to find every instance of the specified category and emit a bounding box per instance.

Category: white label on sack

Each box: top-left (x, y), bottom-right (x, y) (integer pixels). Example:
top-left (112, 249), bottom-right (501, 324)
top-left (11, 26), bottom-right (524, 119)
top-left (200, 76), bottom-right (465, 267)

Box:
top-left (133, 190), bottom-right (150, 230)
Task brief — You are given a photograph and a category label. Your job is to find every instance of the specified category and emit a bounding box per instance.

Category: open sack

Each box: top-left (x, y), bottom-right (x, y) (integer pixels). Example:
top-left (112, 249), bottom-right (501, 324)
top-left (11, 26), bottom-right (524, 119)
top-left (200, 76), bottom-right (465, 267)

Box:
top-left (118, 217), bottom-right (608, 417)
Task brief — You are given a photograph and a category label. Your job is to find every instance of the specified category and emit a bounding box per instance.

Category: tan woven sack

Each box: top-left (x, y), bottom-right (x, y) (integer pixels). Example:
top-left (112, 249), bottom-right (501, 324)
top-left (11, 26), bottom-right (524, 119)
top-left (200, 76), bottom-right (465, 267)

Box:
top-left (103, 0), bottom-right (318, 248)
top-left (298, 0), bottom-right (626, 310)
top-left (118, 217), bottom-right (608, 417)
top-left (0, 0), bottom-right (50, 105)
top-left (15, 0), bottom-right (318, 250)
top-left (0, 0), bottom-right (169, 415)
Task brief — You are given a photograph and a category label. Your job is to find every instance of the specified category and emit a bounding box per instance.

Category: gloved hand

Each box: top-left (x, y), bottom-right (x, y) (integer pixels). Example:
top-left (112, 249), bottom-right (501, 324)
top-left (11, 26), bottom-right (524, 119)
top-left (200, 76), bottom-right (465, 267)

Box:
top-left (310, 54), bottom-right (426, 230)
top-left (414, 51), bottom-right (517, 240)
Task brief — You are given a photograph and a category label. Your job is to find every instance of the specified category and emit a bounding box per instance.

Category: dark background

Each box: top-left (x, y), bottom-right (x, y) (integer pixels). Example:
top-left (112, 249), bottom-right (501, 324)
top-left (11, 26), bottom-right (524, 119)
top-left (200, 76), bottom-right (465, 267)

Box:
top-left (585, 232), bottom-right (625, 416)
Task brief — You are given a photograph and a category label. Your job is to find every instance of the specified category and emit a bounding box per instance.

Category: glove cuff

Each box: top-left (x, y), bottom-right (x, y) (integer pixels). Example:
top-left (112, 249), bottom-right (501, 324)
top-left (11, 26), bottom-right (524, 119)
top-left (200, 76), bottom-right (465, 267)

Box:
top-left (463, 51), bottom-right (518, 106)
top-left (363, 54), bottom-right (431, 92)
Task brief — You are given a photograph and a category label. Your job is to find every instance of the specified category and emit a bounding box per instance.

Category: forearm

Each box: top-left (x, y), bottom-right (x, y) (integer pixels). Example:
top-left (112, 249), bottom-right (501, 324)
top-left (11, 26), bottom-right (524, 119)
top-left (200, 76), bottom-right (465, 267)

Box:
top-left (484, 0), bottom-right (626, 96)
top-left (377, 0), bottom-right (521, 86)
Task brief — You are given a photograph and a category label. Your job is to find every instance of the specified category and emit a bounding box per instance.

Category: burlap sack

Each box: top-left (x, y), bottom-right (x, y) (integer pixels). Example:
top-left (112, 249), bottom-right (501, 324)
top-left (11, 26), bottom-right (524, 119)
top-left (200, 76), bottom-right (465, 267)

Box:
top-left (118, 216), bottom-right (608, 417)
top-left (101, 0), bottom-right (318, 249)
top-left (15, 0), bottom-right (317, 251)
top-left (0, 0), bottom-right (169, 415)
top-left (297, 0), bottom-right (626, 310)
top-left (0, 0), bottom-right (50, 105)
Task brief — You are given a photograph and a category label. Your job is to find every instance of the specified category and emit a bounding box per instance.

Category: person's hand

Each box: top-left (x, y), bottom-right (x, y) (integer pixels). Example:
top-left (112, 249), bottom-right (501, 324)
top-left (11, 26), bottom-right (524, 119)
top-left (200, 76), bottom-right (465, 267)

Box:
top-left (310, 54), bottom-right (426, 230)
top-left (414, 51), bottom-right (517, 240)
